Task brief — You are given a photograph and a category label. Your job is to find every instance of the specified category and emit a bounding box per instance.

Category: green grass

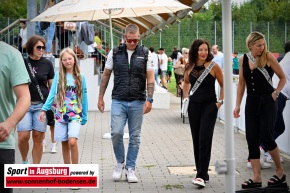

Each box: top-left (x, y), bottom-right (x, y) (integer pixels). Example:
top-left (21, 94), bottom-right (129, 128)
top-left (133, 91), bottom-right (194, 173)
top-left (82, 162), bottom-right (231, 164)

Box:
top-left (166, 74), bottom-right (177, 96)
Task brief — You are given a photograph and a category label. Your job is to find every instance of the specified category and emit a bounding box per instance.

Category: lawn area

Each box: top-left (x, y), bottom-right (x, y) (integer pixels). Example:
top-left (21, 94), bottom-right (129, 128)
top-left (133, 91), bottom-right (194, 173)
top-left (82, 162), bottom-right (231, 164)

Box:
top-left (167, 73), bottom-right (178, 96)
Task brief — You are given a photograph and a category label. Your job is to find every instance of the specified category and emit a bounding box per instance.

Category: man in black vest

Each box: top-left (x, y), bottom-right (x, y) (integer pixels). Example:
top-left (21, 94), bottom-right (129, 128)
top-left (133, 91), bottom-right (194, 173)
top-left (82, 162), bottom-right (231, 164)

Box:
top-left (98, 24), bottom-right (155, 183)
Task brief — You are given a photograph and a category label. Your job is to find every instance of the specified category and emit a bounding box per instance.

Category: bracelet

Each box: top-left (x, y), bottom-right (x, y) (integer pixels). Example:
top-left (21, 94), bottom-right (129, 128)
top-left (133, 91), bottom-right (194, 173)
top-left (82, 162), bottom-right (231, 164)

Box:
top-left (274, 91), bottom-right (279, 97)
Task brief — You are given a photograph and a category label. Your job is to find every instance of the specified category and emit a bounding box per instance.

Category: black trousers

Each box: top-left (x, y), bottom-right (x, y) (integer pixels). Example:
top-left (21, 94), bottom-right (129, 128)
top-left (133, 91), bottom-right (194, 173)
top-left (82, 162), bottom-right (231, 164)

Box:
top-left (0, 149), bottom-right (15, 193)
top-left (188, 101), bottom-right (218, 181)
top-left (245, 94), bottom-right (277, 159)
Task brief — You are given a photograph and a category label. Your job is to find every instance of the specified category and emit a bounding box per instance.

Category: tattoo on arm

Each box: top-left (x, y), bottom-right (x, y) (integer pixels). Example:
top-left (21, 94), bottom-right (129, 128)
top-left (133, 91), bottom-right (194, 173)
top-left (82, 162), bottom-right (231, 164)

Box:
top-left (99, 70), bottom-right (112, 98)
top-left (147, 83), bottom-right (154, 98)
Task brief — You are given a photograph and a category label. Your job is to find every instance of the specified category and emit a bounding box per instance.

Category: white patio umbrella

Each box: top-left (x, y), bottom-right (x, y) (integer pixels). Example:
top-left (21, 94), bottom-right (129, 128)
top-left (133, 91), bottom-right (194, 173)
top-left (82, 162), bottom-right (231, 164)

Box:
top-left (31, 0), bottom-right (190, 47)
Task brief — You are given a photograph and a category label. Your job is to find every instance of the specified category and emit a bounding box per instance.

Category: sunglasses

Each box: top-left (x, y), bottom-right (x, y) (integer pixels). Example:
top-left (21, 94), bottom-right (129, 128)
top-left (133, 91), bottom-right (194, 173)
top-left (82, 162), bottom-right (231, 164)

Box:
top-left (126, 39), bottom-right (139, 44)
top-left (36, 46), bottom-right (46, 50)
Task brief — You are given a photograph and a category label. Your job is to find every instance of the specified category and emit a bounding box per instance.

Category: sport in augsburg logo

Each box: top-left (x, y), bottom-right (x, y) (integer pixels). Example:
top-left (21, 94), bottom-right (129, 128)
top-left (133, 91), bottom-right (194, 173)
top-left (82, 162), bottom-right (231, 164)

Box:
top-left (58, 0), bottom-right (80, 11)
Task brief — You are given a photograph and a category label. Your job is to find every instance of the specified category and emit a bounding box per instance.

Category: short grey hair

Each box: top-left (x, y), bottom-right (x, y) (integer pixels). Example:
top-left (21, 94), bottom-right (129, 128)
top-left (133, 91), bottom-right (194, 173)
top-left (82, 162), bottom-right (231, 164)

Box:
top-left (125, 24), bottom-right (139, 34)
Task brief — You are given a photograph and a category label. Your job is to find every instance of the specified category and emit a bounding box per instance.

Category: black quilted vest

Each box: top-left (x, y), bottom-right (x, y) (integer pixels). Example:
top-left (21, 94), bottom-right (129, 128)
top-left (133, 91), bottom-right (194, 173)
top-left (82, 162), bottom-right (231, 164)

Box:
top-left (112, 44), bottom-right (148, 101)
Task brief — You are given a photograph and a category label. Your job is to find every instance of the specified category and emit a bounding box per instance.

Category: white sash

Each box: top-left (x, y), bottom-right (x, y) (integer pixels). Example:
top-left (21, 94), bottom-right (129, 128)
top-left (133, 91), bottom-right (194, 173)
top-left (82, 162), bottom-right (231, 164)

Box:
top-left (246, 52), bottom-right (273, 87)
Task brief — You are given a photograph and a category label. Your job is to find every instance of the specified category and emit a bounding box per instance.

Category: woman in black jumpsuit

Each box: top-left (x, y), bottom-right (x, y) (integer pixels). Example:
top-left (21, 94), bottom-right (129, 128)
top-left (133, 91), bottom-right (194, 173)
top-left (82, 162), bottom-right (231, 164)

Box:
top-left (234, 31), bottom-right (286, 189)
top-left (183, 39), bottom-right (224, 188)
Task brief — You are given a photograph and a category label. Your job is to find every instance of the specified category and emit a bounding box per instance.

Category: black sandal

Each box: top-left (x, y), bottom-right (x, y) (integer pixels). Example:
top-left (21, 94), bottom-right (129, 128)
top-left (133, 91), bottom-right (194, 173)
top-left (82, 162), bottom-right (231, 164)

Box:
top-left (241, 179), bottom-right (262, 189)
top-left (268, 174), bottom-right (287, 186)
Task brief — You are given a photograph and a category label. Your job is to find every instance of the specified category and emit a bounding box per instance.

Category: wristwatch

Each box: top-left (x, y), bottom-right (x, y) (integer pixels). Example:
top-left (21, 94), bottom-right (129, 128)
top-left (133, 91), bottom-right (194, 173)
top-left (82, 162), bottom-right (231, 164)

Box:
top-left (146, 97), bottom-right (154, 103)
top-left (217, 100), bottom-right (224, 105)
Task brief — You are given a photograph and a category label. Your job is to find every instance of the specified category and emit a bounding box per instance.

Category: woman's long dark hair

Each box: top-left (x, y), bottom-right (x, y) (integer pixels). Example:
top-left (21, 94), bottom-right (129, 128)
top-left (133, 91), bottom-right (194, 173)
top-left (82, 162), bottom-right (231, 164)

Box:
top-left (186, 39), bottom-right (214, 71)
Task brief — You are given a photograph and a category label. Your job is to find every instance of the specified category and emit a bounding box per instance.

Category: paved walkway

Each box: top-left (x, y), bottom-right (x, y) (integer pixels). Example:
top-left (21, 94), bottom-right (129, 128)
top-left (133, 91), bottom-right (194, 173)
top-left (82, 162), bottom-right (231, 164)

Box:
top-left (14, 93), bottom-right (290, 193)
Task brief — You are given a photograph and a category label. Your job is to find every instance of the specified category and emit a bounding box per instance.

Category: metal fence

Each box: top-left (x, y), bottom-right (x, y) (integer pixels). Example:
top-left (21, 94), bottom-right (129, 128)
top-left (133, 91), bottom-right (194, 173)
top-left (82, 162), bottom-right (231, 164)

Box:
top-left (1, 17), bottom-right (290, 55)
top-left (142, 19), bottom-right (290, 55)
top-left (0, 17), bottom-right (123, 55)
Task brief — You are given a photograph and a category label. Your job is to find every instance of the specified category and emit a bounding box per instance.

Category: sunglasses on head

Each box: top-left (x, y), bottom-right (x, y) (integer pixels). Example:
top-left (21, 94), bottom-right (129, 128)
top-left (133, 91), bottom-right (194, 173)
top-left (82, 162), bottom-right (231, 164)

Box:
top-left (36, 46), bottom-right (46, 50)
top-left (126, 39), bottom-right (139, 44)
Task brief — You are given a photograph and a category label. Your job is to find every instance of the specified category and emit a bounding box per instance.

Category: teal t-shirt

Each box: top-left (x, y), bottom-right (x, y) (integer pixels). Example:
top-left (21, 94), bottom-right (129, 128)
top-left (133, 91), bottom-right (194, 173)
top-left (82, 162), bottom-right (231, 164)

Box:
top-left (233, 57), bottom-right (239, 70)
top-left (0, 42), bottom-right (30, 149)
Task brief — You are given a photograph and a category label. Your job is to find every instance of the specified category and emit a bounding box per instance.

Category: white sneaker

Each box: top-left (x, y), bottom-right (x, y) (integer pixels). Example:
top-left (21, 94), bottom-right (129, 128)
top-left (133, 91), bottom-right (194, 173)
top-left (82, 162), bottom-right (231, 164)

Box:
top-left (112, 163), bottom-right (124, 181)
top-left (246, 160), bottom-right (271, 169)
top-left (126, 168), bottom-right (138, 183)
top-left (42, 140), bottom-right (46, 153)
top-left (260, 160), bottom-right (272, 169)
top-left (247, 161), bottom-right (252, 169)
top-left (264, 152), bottom-right (284, 163)
top-left (193, 178), bottom-right (205, 187)
top-left (51, 143), bottom-right (57, 153)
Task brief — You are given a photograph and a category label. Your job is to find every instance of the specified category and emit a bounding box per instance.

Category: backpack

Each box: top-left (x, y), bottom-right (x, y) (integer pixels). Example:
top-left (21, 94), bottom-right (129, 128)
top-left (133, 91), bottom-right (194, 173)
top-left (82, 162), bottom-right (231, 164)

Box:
top-left (40, 22), bottom-right (50, 30)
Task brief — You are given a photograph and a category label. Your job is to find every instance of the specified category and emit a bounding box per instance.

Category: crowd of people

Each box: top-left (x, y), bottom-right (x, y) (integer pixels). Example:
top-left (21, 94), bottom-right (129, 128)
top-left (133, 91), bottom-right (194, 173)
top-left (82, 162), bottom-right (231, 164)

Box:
top-left (1, 20), bottom-right (290, 193)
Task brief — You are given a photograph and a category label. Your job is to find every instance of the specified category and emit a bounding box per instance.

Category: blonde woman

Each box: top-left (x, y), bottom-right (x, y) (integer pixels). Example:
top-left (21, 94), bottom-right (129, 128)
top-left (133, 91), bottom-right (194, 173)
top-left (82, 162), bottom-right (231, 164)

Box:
top-left (174, 48), bottom-right (189, 91)
top-left (234, 31), bottom-right (286, 189)
top-left (40, 48), bottom-right (88, 165)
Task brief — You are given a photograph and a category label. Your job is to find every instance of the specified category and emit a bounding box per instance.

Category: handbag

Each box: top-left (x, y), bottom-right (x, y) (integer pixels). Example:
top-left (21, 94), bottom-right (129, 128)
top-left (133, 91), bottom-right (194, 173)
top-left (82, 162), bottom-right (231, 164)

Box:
top-left (24, 57), bottom-right (55, 124)
top-left (174, 67), bottom-right (185, 76)
top-left (73, 45), bottom-right (85, 59)
top-left (181, 61), bottom-right (215, 117)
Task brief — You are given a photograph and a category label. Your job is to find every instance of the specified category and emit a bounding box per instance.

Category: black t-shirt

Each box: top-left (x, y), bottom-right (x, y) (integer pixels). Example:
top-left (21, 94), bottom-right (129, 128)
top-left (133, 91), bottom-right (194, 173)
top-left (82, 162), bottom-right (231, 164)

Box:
top-left (25, 57), bottom-right (55, 102)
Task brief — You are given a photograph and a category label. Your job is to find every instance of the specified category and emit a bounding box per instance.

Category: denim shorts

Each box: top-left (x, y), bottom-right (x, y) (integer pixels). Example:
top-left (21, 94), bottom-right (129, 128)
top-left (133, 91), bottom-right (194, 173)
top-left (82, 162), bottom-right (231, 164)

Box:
top-left (17, 103), bottom-right (47, 132)
top-left (160, 70), bottom-right (167, 78)
top-left (55, 121), bottom-right (81, 141)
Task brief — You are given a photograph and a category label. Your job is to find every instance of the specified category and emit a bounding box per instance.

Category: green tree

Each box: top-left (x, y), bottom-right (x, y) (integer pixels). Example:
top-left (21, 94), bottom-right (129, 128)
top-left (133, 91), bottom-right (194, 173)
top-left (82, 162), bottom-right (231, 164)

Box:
top-left (0, 0), bottom-right (27, 18)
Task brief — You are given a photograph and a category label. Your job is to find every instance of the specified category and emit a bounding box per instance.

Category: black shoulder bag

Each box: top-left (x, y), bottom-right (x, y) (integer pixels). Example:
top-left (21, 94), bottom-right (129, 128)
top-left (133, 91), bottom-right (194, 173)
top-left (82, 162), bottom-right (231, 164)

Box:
top-left (24, 57), bottom-right (55, 126)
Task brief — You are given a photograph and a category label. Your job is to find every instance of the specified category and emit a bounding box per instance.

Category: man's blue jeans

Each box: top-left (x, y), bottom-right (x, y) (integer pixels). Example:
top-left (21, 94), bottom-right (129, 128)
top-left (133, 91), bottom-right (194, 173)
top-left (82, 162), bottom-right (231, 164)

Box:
top-left (154, 69), bottom-right (159, 85)
top-left (111, 99), bottom-right (144, 169)
top-left (46, 22), bottom-right (55, 53)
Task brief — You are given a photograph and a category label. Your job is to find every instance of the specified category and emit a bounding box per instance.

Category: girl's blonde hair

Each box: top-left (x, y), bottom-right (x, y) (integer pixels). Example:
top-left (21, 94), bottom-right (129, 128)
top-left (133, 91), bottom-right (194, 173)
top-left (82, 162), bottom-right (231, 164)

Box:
top-left (182, 48), bottom-right (189, 55)
top-left (58, 48), bottom-right (82, 108)
top-left (246, 31), bottom-right (268, 68)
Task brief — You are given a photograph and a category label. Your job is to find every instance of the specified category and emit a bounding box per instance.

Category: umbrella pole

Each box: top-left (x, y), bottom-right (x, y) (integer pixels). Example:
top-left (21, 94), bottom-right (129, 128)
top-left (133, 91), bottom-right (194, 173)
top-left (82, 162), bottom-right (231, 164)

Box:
top-left (109, 9), bottom-right (114, 49)
top-left (222, 0), bottom-right (235, 192)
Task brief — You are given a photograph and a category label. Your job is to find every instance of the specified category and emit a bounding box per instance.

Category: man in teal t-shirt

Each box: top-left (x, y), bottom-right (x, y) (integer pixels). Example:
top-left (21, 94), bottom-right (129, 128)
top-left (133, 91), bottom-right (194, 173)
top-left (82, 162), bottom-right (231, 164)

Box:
top-left (0, 41), bottom-right (30, 193)
top-left (232, 51), bottom-right (239, 75)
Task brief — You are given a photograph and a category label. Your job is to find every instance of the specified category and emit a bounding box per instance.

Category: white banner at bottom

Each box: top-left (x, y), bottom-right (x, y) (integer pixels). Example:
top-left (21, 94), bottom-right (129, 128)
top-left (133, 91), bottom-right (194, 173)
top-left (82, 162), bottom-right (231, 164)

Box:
top-left (4, 164), bottom-right (99, 188)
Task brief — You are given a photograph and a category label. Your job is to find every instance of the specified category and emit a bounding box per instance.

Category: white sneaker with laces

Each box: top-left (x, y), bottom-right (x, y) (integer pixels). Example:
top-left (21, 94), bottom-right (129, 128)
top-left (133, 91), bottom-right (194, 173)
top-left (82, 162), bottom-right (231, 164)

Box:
top-left (126, 168), bottom-right (138, 183)
top-left (51, 143), bottom-right (57, 153)
top-left (113, 163), bottom-right (124, 181)
top-left (264, 152), bottom-right (284, 163)
top-left (42, 140), bottom-right (46, 153)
